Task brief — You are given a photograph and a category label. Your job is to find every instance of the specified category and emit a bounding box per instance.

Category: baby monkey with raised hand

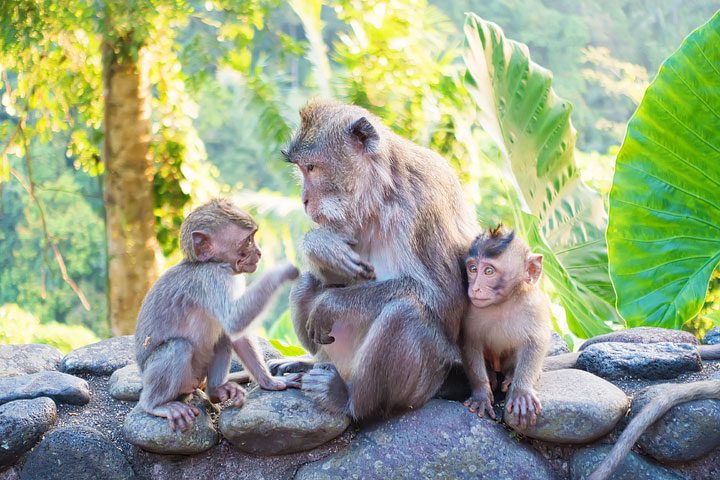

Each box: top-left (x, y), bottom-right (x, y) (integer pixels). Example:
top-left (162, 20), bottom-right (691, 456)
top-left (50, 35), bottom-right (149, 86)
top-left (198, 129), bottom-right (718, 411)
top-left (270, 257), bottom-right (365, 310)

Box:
top-left (461, 225), bottom-right (551, 429)
top-left (135, 199), bottom-right (300, 432)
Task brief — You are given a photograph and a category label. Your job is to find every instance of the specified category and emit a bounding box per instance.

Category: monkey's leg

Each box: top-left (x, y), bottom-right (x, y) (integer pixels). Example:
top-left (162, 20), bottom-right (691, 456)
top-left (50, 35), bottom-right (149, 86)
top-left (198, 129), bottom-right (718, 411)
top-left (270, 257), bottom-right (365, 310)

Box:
top-left (506, 341), bottom-right (545, 429)
top-left (139, 338), bottom-right (201, 432)
top-left (232, 335), bottom-right (301, 390)
top-left (461, 341), bottom-right (496, 419)
top-left (206, 335), bottom-right (245, 407)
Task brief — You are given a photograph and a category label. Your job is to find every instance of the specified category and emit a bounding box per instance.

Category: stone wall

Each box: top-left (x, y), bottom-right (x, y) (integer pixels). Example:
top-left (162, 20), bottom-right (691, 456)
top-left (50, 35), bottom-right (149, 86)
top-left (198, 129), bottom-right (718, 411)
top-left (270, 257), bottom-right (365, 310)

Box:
top-left (1, 327), bottom-right (719, 480)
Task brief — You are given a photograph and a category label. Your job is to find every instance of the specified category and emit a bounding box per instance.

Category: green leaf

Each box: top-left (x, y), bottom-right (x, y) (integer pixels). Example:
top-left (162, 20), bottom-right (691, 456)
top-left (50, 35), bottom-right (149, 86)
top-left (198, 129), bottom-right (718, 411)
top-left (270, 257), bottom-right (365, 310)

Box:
top-left (607, 11), bottom-right (720, 329)
top-left (268, 338), bottom-right (306, 357)
top-left (463, 13), bottom-right (618, 337)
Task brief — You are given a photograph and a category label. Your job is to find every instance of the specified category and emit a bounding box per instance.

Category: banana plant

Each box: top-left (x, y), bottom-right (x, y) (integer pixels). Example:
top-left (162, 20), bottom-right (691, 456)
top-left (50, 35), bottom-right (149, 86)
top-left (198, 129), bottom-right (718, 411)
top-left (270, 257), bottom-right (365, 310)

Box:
top-left (607, 10), bottom-right (720, 329)
top-left (463, 14), bottom-right (619, 337)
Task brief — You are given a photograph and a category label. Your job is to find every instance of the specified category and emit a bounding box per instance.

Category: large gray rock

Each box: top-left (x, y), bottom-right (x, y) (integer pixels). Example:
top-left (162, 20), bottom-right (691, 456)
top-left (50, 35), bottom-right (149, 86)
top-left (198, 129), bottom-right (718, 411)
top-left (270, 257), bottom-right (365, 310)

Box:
top-left (123, 391), bottom-right (218, 455)
top-left (570, 445), bottom-right (683, 480)
top-left (109, 363), bottom-right (142, 401)
top-left (220, 387), bottom-right (350, 455)
top-left (20, 426), bottom-right (136, 480)
top-left (630, 383), bottom-right (720, 463)
top-left (60, 336), bottom-right (134, 375)
top-left (704, 327), bottom-right (720, 345)
top-left (0, 371), bottom-right (90, 406)
top-left (577, 342), bottom-right (701, 380)
top-left (0, 344), bottom-right (63, 378)
top-left (579, 327), bottom-right (698, 350)
top-left (548, 331), bottom-right (571, 356)
top-left (296, 399), bottom-right (554, 480)
top-left (510, 369), bottom-right (629, 443)
top-left (0, 397), bottom-right (57, 467)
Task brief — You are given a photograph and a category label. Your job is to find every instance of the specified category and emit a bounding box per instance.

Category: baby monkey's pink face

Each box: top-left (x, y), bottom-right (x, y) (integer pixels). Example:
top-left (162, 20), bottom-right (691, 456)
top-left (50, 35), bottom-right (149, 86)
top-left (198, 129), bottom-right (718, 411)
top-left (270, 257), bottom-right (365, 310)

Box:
top-left (465, 250), bottom-right (542, 309)
top-left (208, 224), bottom-right (262, 274)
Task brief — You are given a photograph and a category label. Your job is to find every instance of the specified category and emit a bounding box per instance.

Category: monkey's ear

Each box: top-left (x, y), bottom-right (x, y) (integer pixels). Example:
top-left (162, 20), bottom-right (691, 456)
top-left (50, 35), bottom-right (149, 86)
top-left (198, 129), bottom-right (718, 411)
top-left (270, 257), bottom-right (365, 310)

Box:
top-left (191, 231), bottom-right (214, 261)
top-left (348, 117), bottom-right (379, 154)
top-left (526, 253), bottom-right (543, 284)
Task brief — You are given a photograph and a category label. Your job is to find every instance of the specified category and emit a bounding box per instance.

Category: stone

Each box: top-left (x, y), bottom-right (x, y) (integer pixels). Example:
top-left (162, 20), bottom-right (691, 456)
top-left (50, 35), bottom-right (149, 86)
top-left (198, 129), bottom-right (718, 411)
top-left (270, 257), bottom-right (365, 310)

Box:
top-left (20, 426), bottom-right (136, 480)
top-left (0, 344), bottom-right (63, 378)
top-left (579, 327), bottom-right (698, 350)
top-left (0, 371), bottom-right (90, 406)
top-left (704, 327), bottom-right (720, 345)
top-left (576, 342), bottom-right (701, 380)
top-left (548, 331), bottom-right (570, 356)
top-left (630, 383), bottom-right (720, 463)
top-left (220, 387), bottom-right (350, 455)
top-left (0, 397), bottom-right (57, 467)
top-left (296, 399), bottom-right (554, 480)
top-left (570, 445), bottom-right (683, 480)
top-left (122, 391), bottom-right (219, 455)
top-left (0, 468), bottom-right (19, 480)
top-left (509, 369), bottom-right (629, 443)
top-left (230, 337), bottom-right (283, 373)
top-left (60, 336), bottom-right (134, 375)
top-left (109, 363), bottom-right (142, 401)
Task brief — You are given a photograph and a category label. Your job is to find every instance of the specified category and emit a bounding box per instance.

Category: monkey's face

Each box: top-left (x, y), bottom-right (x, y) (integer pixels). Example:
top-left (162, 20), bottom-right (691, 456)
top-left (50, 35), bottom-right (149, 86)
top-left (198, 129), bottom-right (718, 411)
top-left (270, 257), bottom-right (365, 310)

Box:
top-left (465, 253), bottom-right (523, 308)
top-left (215, 224), bottom-right (262, 274)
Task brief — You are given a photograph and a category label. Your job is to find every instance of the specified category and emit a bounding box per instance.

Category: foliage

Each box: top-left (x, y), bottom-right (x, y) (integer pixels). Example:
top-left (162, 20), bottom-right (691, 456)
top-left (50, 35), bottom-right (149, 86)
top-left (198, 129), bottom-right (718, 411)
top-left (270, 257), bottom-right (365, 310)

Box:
top-left (463, 14), bottom-right (618, 338)
top-left (607, 10), bottom-right (720, 330)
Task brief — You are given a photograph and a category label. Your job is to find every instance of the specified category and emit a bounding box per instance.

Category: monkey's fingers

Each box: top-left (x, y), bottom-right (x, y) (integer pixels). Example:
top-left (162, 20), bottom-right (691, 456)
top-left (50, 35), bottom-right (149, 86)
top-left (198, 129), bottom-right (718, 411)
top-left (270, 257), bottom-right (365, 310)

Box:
top-left (285, 373), bottom-right (303, 389)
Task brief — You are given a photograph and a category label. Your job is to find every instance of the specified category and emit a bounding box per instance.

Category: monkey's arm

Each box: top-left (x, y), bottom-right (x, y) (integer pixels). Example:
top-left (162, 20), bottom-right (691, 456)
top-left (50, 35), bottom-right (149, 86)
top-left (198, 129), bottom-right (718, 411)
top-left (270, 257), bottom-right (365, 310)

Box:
top-left (461, 337), bottom-right (496, 419)
top-left (232, 336), bottom-right (301, 390)
top-left (219, 262), bottom-right (298, 334)
top-left (303, 227), bottom-right (375, 282)
top-left (506, 337), bottom-right (547, 429)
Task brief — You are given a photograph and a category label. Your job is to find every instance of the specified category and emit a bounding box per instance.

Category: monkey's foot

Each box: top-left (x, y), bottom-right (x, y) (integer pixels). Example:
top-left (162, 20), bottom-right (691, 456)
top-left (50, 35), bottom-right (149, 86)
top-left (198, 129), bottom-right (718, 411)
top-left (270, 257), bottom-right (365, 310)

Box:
top-left (506, 387), bottom-right (542, 430)
top-left (302, 363), bottom-right (349, 415)
top-left (256, 373), bottom-right (303, 390)
top-left (268, 357), bottom-right (316, 376)
top-left (464, 387), bottom-right (496, 420)
top-left (151, 401), bottom-right (201, 432)
top-left (500, 375), bottom-right (513, 393)
top-left (208, 381), bottom-right (246, 407)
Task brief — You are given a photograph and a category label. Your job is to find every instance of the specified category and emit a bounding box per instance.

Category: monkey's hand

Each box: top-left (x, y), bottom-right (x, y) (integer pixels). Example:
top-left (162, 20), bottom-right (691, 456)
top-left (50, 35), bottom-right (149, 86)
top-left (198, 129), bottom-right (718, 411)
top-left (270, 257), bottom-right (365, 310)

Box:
top-left (464, 385), bottom-right (496, 420)
top-left (506, 387), bottom-right (542, 430)
top-left (277, 262), bottom-right (300, 282)
top-left (149, 401), bottom-right (201, 433)
top-left (268, 357), bottom-right (316, 376)
top-left (207, 381), bottom-right (246, 407)
top-left (305, 229), bottom-right (375, 281)
top-left (256, 373), bottom-right (303, 391)
top-left (306, 294), bottom-right (337, 345)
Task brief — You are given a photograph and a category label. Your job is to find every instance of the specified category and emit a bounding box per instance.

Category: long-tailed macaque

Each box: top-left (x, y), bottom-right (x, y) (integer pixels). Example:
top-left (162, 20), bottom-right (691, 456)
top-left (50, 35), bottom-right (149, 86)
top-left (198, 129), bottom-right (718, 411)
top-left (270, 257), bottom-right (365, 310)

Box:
top-left (135, 199), bottom-right (300, 431)
top-left (461, 225), bottom-right (551, 429)
top-left (274, 100), bottom-right (478, 420)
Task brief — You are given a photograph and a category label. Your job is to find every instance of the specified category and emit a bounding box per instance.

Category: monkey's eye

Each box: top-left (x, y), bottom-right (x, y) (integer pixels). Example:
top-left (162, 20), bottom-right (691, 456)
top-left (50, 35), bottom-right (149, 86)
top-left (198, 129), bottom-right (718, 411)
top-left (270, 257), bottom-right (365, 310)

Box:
top-left (306, 164), bottom-right (315, 172)
top-left (468, 264), bottom-right (477, 274)
top-left (483, 266), bottom-right (495, 276)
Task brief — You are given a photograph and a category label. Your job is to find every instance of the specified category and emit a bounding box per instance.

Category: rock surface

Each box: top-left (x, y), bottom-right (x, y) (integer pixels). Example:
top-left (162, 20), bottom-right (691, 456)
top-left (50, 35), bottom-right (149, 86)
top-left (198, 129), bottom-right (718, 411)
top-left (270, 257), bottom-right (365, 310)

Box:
top-left (59, 336), bottom-right (134, 375)
top-left (0, 344), bottom-right (63, 378)
top-left (108, 363), bottom-right (142, 401)
top-left (296, 399), bottom-right (555, 480)
top-left (0, 371), bottom-right (90, 406)
top-left (704, 327), bottom-right (720, 345)
top-left (548, 331), bottom-right (571, 356)
top-left (0, 397), bottom-right (57, 467)
top-left (20, 426), bottom-right (136, 480)
top-left (510, 369), bottom-right (629, 443)
top-left (570, 445), bottom-right (683, 480)
top-left (577, 342), bottom-right (702, 380)
top-left (579, 327), bottom-right (698, 350)
top-left (630, 383), bottom-right (720, 463)
top-left (220, 387), bottom-right (350, 455)
top-left (122, 391), bottom-right (219, 455)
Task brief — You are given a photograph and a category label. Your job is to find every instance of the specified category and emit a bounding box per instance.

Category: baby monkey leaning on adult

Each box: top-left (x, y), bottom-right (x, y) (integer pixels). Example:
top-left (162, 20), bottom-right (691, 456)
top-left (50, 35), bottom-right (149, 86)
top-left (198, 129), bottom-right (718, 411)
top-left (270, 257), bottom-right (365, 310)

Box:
top-left (461, 225), bottom-right (551, 429)
top-left (135, 199), bottom-right (300, 432)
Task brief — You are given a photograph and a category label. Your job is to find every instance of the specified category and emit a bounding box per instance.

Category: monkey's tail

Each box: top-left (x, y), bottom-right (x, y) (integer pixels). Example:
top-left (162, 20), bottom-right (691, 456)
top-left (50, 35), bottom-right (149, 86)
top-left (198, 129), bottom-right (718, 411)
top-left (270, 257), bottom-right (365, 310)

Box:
top-left (588, 380), bottom-right (720, 480)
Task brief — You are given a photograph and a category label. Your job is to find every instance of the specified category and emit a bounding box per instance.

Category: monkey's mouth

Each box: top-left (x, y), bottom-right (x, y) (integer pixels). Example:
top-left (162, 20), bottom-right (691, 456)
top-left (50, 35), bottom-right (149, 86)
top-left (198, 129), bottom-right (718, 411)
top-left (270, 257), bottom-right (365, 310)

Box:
top-left (469, 296), bottom-right (495, 308)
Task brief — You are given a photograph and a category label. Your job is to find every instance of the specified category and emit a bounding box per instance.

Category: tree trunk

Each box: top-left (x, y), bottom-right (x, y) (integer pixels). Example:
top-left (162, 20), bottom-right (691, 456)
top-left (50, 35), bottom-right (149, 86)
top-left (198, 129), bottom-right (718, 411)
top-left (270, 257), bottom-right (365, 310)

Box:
top-left (103, 40), bottom-right (159, 335)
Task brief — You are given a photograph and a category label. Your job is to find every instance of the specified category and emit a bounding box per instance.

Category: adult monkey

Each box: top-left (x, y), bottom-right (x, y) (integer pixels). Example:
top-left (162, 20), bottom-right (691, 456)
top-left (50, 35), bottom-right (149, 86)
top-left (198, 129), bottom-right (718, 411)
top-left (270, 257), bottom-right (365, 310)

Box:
top-left (275, 99), bottom-right (477, 420)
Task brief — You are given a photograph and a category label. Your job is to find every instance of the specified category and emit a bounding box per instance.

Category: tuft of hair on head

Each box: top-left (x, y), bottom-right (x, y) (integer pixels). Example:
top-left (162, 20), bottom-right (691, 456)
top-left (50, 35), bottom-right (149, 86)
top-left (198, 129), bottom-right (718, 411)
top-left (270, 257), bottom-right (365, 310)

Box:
top-left (468, 224), bottom-right (516, 259)
top-left (179, 198), bottom-right (257, 260)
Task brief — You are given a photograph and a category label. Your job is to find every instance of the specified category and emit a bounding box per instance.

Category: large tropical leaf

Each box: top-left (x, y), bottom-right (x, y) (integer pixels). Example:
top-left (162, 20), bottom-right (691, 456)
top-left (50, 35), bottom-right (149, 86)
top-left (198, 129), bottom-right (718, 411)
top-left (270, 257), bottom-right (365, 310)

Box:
top-left (463, 14), bottom-right (618, 337)
top-left (607, 11), bottom-right (720, 329)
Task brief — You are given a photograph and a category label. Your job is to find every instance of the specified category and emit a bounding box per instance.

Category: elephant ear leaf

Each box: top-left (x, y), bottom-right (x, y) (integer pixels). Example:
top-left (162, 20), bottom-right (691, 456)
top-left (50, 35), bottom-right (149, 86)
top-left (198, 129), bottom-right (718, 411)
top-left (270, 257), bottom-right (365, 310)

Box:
top-left (607, 11), bottom-right (720, 329)
top-left (463, 13), bottom-right (618, 337)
